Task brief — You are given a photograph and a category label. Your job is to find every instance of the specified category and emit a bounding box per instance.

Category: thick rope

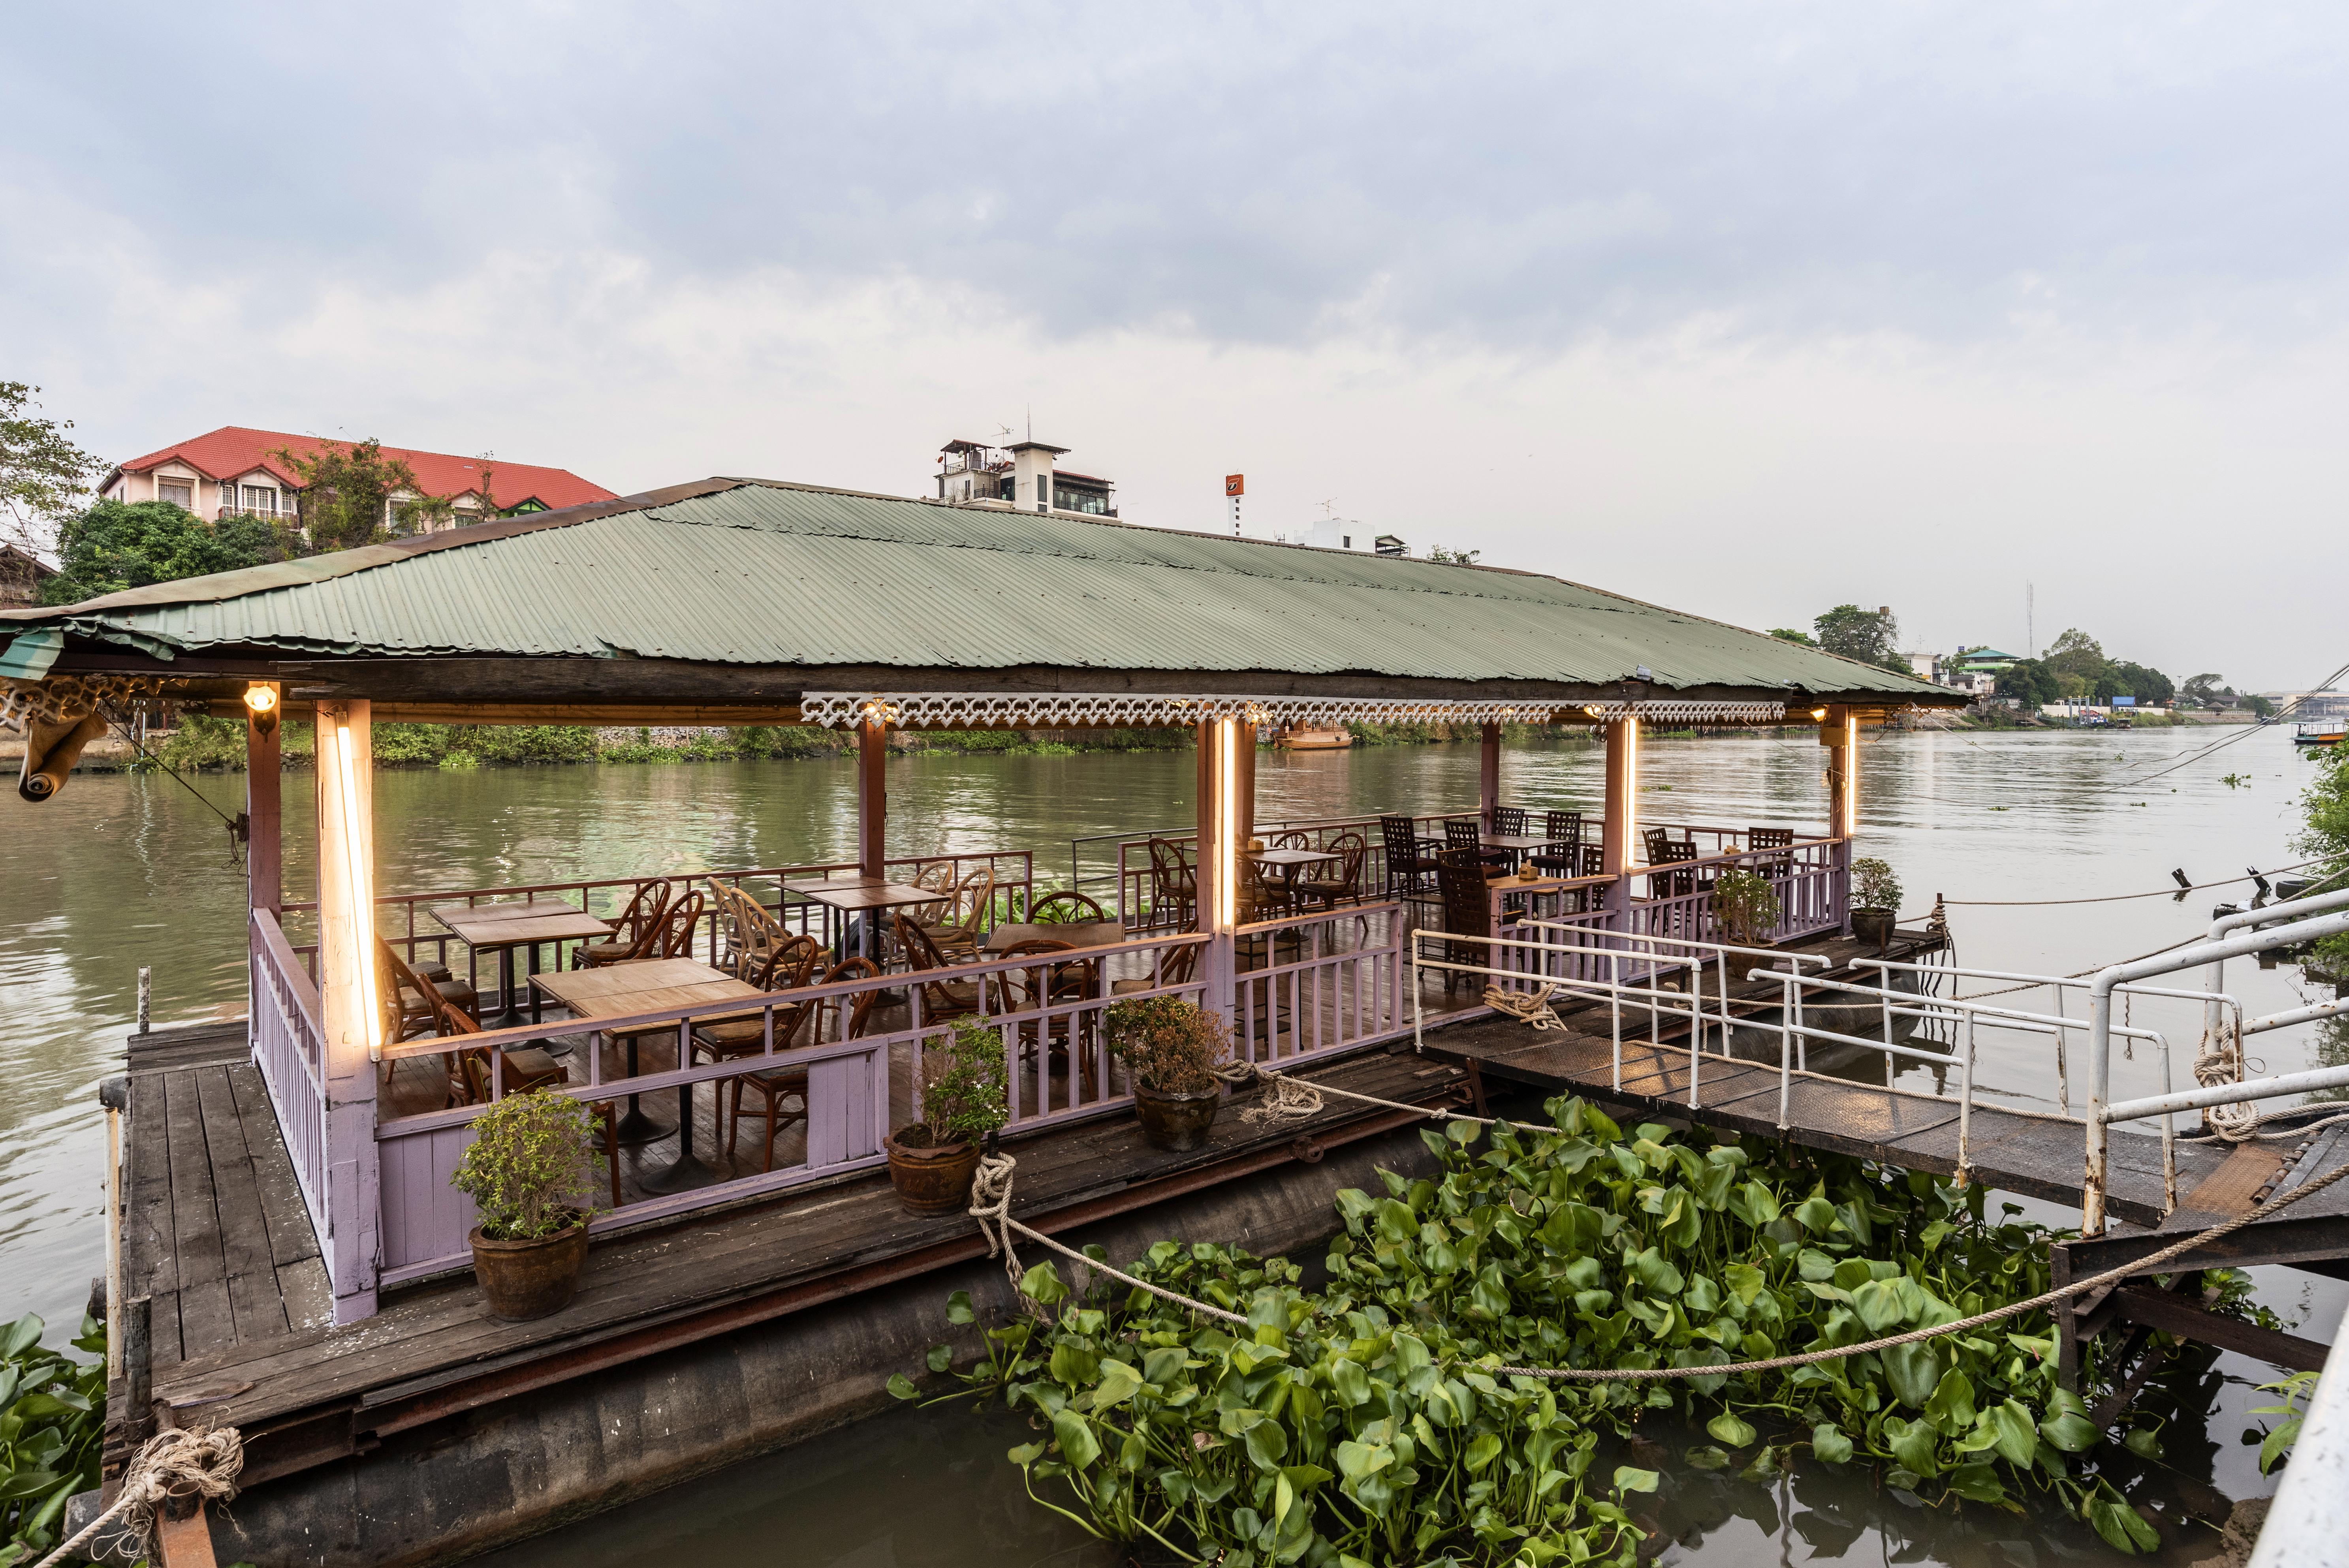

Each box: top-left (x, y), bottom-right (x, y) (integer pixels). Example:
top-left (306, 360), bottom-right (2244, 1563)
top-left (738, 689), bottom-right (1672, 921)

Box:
top-left (964, 1104), bottom-right (2349, 1383)
top-left (1484, 982), bottom-right (1568, 1031)
top-left (30, 1425), bottom-right (243, 1568)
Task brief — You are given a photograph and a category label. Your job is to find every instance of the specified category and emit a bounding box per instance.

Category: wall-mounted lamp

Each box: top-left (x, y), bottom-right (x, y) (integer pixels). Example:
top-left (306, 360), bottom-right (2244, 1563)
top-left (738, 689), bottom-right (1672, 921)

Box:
top-left (1809, 707), bottom-right (1828, 722)
top-left (244, 683), bottom-right (280, 740)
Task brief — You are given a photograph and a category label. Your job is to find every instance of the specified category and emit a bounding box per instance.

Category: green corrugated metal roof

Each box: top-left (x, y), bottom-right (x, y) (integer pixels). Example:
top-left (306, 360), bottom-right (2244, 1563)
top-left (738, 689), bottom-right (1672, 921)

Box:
top-left (0, 479), bottom-right (1945, 698)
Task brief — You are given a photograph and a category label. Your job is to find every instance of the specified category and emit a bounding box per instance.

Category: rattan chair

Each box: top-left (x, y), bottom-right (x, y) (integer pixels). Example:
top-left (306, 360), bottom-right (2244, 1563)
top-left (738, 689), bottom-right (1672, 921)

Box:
top-left (689, 936), bottom-right (823, 1070)
top-left (378, 939), bottom-right (480, 1043)
top-left (922, 866), bottom-right (995, 960)
top-left (1295, 831), bottom-right (1367, 913)
top-left (724, 957), bottom-right (884, 1173)
top-left (1147, 837), bottom-right (1198, 928)
top-left (1111, 937), bottom-right (1202, 997)
top-left (576, 879), bottom-right (673, 968)
top-left (707, 878), bottom-right (788, 978)
top-left (1028, 890), bottom-right (1108, 924)
top-left (894, 912), bottom-right (985, 1021)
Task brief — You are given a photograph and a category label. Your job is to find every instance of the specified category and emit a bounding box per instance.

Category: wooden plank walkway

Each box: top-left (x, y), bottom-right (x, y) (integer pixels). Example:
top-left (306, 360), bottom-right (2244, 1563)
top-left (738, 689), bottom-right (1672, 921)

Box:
top-left (127, 1036), bottom-right (1471, 1482)
top-left (124, 1021), bottom-right (331, 1367)
top-left (1415, 929), bottom-right (2237, 1228)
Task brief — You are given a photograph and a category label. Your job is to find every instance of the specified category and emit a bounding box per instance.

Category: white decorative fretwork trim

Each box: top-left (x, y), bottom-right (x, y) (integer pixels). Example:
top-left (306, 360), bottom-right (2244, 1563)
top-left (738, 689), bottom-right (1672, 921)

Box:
top-left (797, 692), bottom-right (1787, 729)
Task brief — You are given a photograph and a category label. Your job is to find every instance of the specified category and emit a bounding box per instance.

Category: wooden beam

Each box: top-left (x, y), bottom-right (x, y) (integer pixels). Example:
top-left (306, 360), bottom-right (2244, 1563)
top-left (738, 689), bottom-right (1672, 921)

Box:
top-left (313, 700), bottom-right (380, 1325)
top-left (244, 683), bottom-right (282, 920)
top-left (1600, 718), bottom-right (1638, 876)
top-left (2110, 1283), bottom-right (2332, 1372)
top-left (857, 718), bottom-right (887, 877)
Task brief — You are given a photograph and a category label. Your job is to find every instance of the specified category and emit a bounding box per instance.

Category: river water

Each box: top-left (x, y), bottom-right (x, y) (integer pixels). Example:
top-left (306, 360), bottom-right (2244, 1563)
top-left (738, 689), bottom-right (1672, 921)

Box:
top-left (3, 725), bottom-right (2341, 1563)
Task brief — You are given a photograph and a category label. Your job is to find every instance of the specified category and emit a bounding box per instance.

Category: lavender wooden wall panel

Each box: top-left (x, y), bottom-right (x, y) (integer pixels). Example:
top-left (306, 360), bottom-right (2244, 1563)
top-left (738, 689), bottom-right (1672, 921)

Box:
top-left (378, 1123), bottom-right (479, 1273)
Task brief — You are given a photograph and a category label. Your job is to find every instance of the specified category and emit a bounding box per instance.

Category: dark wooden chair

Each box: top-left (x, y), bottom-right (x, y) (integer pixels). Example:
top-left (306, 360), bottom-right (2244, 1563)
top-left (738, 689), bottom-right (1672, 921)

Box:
top-left (1028, 890), bottom-right (1107, 924)
top-left (576, 879), bottom-right (673, 968)
top-left (1529, 811), bottom-right (1584, 876)
top-left (1147, 838), bottom-right (1197, 928)
top-left (1379, 816), bottom-right (1442, 897)
top-left (1445, 818), bottom-right (1510, 873)
top-left (1642, 827), bottom-right (1697, 866)
top-left (1111, 936), bottom-right (1201, 997)
top-left (723, 956), bottom-right (884, 1174)
top-left (1647, 838), bottom-right (1706, 899)
top-left (1491, 806), bottom-right (1528, 836)
top-left (1295, 831), bottom-right (1366, 913)
top-left (1747, 827), bottom-right (1796, 880)
top-left (894, 912), bottom-right (984, 1021)
top-left (1434, 849), bottom-right (1495, 986)
top-left (994, 936), bottom-right (1093, 1099)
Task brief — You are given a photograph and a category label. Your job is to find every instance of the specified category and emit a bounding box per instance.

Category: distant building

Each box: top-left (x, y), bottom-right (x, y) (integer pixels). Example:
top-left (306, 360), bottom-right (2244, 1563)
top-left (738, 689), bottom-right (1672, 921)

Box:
top-left (934, 439), bottom-right (1116, 517)
top-left (1374, 534), bottom-right (1408, 558)
top-left (1272, 516), bottom-right (1366, 551)
top-left (97, 427), bottom-right (617, 535)
top-left (0, 544), bottom-right (56, 607)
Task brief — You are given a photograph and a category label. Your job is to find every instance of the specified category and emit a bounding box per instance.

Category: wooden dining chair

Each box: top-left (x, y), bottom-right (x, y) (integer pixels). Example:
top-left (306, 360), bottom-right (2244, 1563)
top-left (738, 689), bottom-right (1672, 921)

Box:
top-left (707, 878), bottom-right (787, 979)
top-left (1295, 831), bottom-right (1367, 914)
top-left (1110, 934), bottom-right (1201, 996)
top-left (433, 1001), bottom-right (620, 1208)
top-left (922, 866), bottom-right (995, 960)
top-left (1146, 837), bottom-right (1197, 928)
top-left (1491, 805), bottom-right (1528, 836)
top-left (725, 957), bottom-right (884, 1173)
top-left (893, 912), bottom-right (985, 1021)
top-left (1445, 818), bottom-right (1510, 873)
top-left (377, 938), bottom-right (480, 1044)
top-left (1434, 849), bottom-right (1495, 986)
top-left (576, 879), bottom-right (673, 968)
top-left (651, 891), bottom-right (709, 961)
top-left (689, 935), bottom-right (823, 1071)
top-left (1747, 827), bottom-right (1796, 880)
top-left (1529, 812), bottom-right (1585, 876)
top-left (993, 936), bottom-right (1092, 1098)
top-left (1028, 890), bottom-right (1107, 924)
top-left (1379, 816), bottom-right (1443, 898)
top-left (907, 860), bottom-right (960, 924)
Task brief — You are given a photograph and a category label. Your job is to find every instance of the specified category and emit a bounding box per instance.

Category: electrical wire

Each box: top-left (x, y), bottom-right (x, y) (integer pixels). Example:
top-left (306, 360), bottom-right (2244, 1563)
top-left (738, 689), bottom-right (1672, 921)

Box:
top-left (1938, 852), bottom-right (2349, 908)
top-left (102, 708), bottom-right (248, 867)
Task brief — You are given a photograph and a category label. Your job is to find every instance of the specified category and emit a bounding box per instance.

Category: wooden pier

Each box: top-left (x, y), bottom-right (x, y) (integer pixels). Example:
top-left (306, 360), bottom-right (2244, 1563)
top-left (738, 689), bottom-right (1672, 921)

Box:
top-left (124, 1021), bottom-right (1476, 1488)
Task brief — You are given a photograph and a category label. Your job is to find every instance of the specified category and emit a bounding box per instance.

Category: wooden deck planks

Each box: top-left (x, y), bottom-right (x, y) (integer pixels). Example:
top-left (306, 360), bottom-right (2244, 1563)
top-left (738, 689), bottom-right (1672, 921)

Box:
top-left (150, 1046), bottom-right (1470, 1439)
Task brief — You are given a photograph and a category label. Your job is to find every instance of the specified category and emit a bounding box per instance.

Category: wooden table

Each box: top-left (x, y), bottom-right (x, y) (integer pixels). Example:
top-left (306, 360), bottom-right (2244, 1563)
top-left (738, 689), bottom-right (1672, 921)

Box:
top-left (532, 959), bottom-right (761, 1192)
top-left (982, 920), bottom-right (1128, 954)
top-left (431, 901), bottom-right (615, 1027)
top-left (783, 875), bottom-right (945, 960)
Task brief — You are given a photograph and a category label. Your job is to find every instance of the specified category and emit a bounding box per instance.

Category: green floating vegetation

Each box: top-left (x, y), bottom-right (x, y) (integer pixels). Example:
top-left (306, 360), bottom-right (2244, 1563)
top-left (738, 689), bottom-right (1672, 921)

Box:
top-left (1, 1314), bottom-right (104, 1566)
top-left (908, 1099), bottom-right (2190, 1566)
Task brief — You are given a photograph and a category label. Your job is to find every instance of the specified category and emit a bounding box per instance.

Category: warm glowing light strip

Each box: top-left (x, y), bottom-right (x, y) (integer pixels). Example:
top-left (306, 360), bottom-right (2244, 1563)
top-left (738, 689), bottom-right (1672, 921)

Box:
top-left (1215, 718), bottom-right (1237, 929)
top-left (335, 722), bottom-right (383, 1055)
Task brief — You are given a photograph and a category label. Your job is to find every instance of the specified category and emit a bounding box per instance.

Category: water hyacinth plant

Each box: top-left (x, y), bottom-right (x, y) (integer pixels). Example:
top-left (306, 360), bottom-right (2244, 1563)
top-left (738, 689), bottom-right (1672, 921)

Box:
top-left (908, 1097), bottom-right (2197, 1564)
top-left (0, 1314), bottom-right (105, 1566)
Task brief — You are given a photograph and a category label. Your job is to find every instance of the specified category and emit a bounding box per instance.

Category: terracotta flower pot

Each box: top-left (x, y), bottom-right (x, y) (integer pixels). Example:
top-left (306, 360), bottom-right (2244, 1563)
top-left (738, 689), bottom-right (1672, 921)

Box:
top-left (886, 1128), bottom-right (981, 1216)
top-left (1132, 1082), bottom-right (1221, 1152)
top-left (469, 1218), bottom-right (590, 1321)
top-left (1851, 908), bottom-right (1896, 951)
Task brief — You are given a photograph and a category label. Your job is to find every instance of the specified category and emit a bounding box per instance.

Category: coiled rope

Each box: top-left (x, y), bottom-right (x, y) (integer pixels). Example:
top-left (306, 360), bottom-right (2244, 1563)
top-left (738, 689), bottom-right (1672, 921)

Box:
top-left (963, 1064), bottom-right (2349, 1381)
top-left (31, 1425), bottom-right (243, 1568)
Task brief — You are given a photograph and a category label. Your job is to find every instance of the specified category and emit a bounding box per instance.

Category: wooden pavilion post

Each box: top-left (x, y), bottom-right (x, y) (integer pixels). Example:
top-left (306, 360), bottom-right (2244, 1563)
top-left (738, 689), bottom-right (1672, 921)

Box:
top-left (1235, 714), bottom-right (1258, 849)
top-left (1599, 717), bottom-right (1639, 925)
top-left (857, 714), bottom-right (887, 878)
top-left (314, 699), bottom-right (381, 1324)
top-left (244, 682), bottom-right (282, 921)
top-left (1822, 705), bottom-right (1858, 933)
top-left (1479, 722), bottom-right (1501, 828)
top-left (1194, 717), bottom-right (1239, 1028)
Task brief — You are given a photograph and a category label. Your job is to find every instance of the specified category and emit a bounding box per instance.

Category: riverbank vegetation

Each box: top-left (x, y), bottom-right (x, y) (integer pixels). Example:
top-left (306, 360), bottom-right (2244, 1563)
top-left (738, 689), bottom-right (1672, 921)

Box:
top-left (2295, 743), bottom-right (2349, 972)
top-left (914, 1100), bottom-right (2210, 1566)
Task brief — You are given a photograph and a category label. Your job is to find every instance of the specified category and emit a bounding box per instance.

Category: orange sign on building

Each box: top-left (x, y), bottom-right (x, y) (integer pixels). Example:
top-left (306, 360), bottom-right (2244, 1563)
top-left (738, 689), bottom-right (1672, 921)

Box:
top-left (1225, 474), bottom-right (1244, 498)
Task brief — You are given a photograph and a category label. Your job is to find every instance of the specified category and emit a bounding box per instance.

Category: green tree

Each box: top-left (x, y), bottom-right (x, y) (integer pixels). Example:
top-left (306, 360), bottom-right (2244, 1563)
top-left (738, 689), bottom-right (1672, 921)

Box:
top-left (2107, 660), bottom-right (2174, 705)
top-left (1, 381), bottom-right (103, 558)
top-left (271, 437), bottom-right (423, 551)
top-left (1813, 604), bottom-right (1900, 668)
top-left (41, 499), bottom-right (293, 604)
top-left (2182, 673), bottom-right (2226, 708)
top-left (1768, 628), bottom-right (1815, 645)
top-left (2294, 746), bottom-right (2349, 967)
top-left (2247, 694), bottom-right (2277, 720)
top-left (1426, 545), bottom-right (1480, 564)
top-left (1995, 658), bottom-right (2061, 707)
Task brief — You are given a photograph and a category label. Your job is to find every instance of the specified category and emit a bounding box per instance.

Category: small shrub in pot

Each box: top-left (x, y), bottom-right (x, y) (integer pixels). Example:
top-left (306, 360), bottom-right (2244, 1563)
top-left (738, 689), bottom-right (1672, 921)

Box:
top-left (1710, 867), bottom-right (1782, 948)
top-left (1850, 855), bottom-right (1903, 950)
top-left (888, 1019), bottom-right (1010, 1215)
top-left (1106, 996), bottom-right (1233, 1151)
top-left (451, 1090), bottom-right (602, 1320)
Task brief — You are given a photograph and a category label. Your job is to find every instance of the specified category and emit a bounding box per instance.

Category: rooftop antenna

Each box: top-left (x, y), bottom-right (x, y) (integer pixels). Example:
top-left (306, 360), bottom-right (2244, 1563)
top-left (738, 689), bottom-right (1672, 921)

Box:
top-left (1025, 405), bottom-right (1032, 442)
top-left (2026, 583), bottom-right (2035, 659)
top-left (1318, 498), bottom-right (1337, 518)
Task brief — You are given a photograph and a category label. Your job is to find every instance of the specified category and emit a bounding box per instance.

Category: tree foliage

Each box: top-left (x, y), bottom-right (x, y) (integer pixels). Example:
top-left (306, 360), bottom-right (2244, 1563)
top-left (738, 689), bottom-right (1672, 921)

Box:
top-left (0, 382), bottom-right (103, 557)
top-left (1767, 628), bottom-right (1815, 645)
top-left (270, 437), bottom-right (423, 552)
top-left (1427, 546), bottom-right (1482, 565)
top-left (1994, 660), bottom-right (2061, 707)
top-left (41, 499), bottom-right (296, 605)
top-left (1811, 605), bottom-right (1903, 672)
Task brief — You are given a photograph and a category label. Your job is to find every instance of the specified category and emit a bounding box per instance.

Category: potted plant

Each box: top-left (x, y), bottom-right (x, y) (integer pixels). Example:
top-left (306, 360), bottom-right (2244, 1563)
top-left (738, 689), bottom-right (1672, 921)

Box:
top-left (451, 1091), bottom-right (603, 1320)
top-left (888, 1018), bottom-right (1010, 1215)
top-left (1711, 867), bottom-right (1782, 948)
top-left (1106, 995), bottom-right (1233, 1151)
top-left (1850, 856), bottom-right (1902, 951)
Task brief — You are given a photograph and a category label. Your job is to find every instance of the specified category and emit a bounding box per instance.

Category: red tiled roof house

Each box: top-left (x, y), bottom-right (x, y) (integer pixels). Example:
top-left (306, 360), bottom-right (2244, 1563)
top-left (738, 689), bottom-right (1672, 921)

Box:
top-left (98, 427), bottom-right (618, 534)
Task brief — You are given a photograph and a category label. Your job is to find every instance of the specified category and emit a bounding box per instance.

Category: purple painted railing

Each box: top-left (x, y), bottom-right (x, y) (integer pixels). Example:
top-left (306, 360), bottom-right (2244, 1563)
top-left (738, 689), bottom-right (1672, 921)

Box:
top-left (249, 910), bottom-right (330, 1244)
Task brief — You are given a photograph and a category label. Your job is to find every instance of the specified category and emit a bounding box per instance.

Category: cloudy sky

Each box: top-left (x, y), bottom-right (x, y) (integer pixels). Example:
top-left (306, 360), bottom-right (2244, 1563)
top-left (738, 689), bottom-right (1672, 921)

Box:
top-left (6, 3), bottom-right (2345, 689)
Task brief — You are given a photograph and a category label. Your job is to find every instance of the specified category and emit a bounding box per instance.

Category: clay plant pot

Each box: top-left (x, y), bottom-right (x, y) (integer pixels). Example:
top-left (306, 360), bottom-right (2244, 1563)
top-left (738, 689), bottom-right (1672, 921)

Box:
top-left (1851, 908), bottom-right (1896, 951)
top-left (468, 1218), bottom-right (590, 1321)
top-left (886, 1128), bottom-right (982, 1216)
top-left (1132, 1083), bottom-right (1221, 1152)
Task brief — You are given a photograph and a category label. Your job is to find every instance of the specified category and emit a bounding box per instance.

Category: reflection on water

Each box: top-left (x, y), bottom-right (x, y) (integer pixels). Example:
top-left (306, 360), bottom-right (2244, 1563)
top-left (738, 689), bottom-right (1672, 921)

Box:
top-left (3, 726), bottom-right (2341, 1563)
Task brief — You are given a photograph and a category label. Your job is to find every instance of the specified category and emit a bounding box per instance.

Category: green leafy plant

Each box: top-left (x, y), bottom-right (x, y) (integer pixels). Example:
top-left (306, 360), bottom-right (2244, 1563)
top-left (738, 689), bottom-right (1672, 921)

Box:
top-left (1710, 869), bottom-right (1782, 946)
top-left (0, 1314), bottom-right (105, 1567)
top-left (912, 1098), bottom-right (2187, 1562)
top-left (905, 1018), bottom-right (1012, 1149)
top-left (1850, 856), bottom-right (1901, 913)
top-left (2247, 1368), bottom-right (2319, 1474)
top-left (450, 1091), bottom-right (602, 1241)
top-left (1105, 996), bottom-right (1232, 1095)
